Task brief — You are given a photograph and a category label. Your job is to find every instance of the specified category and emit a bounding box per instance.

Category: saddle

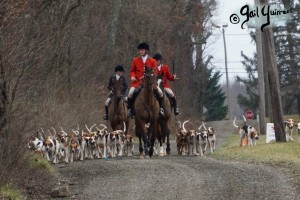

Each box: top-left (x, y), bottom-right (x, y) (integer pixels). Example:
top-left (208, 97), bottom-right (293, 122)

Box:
top-left (133, 85), bottom-right (142, 98)
top-left (133, 84), bottom-right (158, 100)
top-left (109, 95), bottom-right (127, 107)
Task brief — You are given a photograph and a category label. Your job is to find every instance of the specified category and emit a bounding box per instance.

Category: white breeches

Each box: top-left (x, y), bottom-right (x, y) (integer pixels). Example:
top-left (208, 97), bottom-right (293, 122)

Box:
top-left (164, 88), bottom-right (174, 97)
top-left (128, 87), bottom-right (135, 98)
top-left (105, 98), bottom-right (111, 106)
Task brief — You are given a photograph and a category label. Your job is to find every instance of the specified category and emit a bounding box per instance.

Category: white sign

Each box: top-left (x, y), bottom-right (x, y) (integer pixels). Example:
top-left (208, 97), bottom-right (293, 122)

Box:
top-left (266, 123), bottom-right (275, 143)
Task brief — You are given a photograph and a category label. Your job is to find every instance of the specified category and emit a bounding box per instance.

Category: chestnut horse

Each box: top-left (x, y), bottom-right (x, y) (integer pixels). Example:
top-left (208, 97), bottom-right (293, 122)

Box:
top-left (134, 67), bottom-right (160, 158)
top-left (157, 80), bottom-right (171, 156)
top-left (108, 77), bottom-right (130, 135)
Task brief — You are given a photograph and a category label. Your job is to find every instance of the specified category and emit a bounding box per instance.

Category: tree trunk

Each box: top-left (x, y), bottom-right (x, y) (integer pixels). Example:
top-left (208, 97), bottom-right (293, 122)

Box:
top-left (0, 55), bottom-right (8, 138)
top-left (0, 4), bottom-right (8, 139)
top-left (107, 0), bottom-right (122, 54)
top-left (297, 94), bottom-right (300, 116)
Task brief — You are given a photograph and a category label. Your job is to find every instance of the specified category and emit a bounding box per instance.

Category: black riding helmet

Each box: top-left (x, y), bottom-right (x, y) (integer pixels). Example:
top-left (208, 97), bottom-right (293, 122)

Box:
top-left (137, 42), bottom-right (150, 51)
top-left (153, 53), bottom-right (162, 61)
top-left (115, 65), bottom-right (124, 72)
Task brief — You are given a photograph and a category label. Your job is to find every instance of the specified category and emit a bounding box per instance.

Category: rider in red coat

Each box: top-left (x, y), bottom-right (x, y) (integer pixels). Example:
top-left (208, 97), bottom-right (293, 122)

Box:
top-left (127, 42), bottom-right (164, 118)
top-left (153, 53), bottom-right (180, 115)
top-left (129, 53), bottom-right (157, 88)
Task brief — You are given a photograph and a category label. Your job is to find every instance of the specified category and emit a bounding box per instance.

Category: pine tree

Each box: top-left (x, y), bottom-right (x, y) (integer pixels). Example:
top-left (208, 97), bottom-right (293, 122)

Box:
top-left (236, 52), bottom-right (259, 112)
top-left (273, 2), bottom-right (300, 114)
top-left (203, 68), bottom-right (228, 121)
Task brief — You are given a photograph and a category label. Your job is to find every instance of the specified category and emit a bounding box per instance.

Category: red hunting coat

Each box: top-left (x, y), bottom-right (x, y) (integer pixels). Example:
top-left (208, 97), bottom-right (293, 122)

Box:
top-left (157, 64), bottom-right (175, 89)
top-left (130, 56), bottom-right (157, 88)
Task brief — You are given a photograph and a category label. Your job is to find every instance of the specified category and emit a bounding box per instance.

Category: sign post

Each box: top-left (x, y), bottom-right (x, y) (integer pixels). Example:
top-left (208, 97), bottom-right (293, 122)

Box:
top-left (266, 123), bottom-right (275, 143)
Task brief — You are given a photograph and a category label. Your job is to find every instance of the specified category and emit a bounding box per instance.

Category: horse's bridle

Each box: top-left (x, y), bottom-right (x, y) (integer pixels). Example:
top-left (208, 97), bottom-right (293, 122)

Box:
top-left (143, 67), bottom-right (156, 90)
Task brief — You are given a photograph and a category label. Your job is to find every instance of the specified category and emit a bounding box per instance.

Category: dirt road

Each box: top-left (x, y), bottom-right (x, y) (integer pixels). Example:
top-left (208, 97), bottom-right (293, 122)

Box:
top-left (52, 120), bottom-right (299, 200)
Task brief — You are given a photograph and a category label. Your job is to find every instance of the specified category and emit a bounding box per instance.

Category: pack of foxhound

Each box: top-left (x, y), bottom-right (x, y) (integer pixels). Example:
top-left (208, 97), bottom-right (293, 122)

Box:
top-left (27, 117), bottom-right (300, 164)
top-left (27, 123), bottom-right (134, 164)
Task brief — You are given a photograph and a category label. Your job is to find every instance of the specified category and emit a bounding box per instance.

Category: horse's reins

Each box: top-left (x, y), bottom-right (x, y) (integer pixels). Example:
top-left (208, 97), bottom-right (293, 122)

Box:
top-left (139, 67), bottom-right (157, 123)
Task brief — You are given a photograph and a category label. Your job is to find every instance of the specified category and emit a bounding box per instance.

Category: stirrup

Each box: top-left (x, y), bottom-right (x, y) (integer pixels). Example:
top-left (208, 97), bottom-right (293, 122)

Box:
top-left (174, 108), bottom-right (180, 115)
top-left (159, 108), bottom-right (164, 116)
top-left (128, 109), bottom-right (135, 119)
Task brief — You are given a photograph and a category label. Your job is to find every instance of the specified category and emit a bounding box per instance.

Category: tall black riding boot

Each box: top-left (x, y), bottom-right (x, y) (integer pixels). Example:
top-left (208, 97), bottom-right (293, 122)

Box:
top-left (127, 97), bottom-right (135, 119)
top-left (103, 106), bottom-right (109, 120)
top-left (170, 96), bottom-right (180, 115)
top-left (157, 96), bottom-right (165, 117)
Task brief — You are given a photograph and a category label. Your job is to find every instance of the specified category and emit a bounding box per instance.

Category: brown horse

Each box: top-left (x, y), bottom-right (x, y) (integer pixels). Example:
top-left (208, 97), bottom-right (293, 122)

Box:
top-left (134, 67), bottom-right (160, 158)
top-left (108, 78), bottom-right (130, 135)
top-left (157, 81), bottom-right (171, 156)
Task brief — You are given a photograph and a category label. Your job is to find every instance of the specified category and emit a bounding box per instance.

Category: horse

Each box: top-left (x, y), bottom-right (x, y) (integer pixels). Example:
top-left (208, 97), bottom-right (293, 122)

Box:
top-left (108, 77), bottom-right (130, 136)
top-left (157, 80), bottom-right (171, 156)
top-left (134, 67), bottom-right (160, 158)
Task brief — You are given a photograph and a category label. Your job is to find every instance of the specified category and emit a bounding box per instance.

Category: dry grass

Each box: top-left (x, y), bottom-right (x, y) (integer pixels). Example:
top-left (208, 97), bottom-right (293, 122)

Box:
top-left (26, 153), bottom-right (54, 172)
top-left (0, 184), bottom-right (24, 200)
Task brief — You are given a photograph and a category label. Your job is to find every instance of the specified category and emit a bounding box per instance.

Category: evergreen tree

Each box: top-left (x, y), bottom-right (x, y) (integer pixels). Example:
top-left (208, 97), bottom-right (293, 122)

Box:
top-left (273, 2), bottom-right (300, 114)
top-left (236, 52), bottom-right (259, 112)
top-left (203, 67), bottom-right (228, 121)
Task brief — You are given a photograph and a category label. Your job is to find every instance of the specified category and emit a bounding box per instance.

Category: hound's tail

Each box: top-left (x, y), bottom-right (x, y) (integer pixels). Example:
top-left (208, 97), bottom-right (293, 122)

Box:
top-left (182, 120), bottom-right (189, 132)
top-left (123, 122), bottom-right (126, 133)
top-left (233, 117), bottom-right (239, 128)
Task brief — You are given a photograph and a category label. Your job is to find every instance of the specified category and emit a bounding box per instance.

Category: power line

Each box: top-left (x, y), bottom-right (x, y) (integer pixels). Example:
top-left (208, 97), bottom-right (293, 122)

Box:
top-left (212, 33), bottom-right (300, 36)
top-left (211, 58), bottom-right (300, 64)
top-left (211, 61), bottom-right (250, 63)
top-left (218, 72), bottom-right (256, 74)
top-left (212, 33), bottom-right (253, 36)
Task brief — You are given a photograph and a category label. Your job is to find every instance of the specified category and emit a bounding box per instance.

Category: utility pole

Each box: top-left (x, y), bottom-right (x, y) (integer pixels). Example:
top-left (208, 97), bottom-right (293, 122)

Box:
top-left (255, 0), bottom-right (266, 135)
top-left (221, 26), bottom-right (231, 119)
top-left (213, 24), bottom-right (231, 119)
top-left (260, 0), bottom-right (285, 141)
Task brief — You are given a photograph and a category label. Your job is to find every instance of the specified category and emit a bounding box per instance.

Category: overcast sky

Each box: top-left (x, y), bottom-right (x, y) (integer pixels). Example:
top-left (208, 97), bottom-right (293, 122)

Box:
top-left (208, 0), bottom-right (256, 84)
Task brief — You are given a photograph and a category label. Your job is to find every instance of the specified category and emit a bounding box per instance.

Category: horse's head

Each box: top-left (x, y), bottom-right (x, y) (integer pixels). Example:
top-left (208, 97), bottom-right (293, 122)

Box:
top-left (112, 78), bottom-right (125, 99)
top-left (143, 66), bottom-right (157, 90)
